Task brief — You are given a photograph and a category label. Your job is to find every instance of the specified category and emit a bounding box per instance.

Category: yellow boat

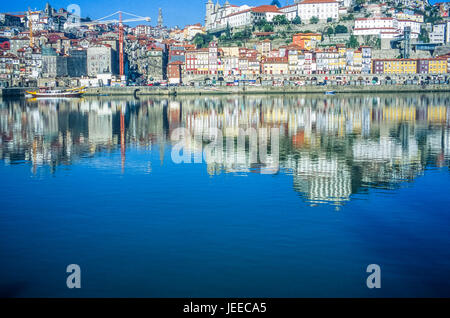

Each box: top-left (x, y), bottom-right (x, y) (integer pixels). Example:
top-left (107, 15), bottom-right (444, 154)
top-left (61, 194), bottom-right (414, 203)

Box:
top-left (26, 87), bottom-right (86, 98)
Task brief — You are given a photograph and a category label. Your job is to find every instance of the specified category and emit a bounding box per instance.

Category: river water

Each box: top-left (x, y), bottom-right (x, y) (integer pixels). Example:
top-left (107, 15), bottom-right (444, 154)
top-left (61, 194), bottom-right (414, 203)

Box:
top-left (0, 93), bottom-right (449, 297)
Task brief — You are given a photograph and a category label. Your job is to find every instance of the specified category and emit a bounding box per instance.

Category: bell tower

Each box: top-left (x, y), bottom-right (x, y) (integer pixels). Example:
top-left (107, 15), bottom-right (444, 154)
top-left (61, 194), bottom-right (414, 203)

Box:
top-left (158, 8), bottom-right (163, 27)
top-left (206, 0), bottom-right (214, 27)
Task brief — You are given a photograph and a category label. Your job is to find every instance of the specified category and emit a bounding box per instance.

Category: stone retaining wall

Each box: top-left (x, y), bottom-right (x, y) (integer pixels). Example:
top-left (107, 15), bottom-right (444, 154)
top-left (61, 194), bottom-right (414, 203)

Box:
top-left (83, 84), bottom-right (450, 97)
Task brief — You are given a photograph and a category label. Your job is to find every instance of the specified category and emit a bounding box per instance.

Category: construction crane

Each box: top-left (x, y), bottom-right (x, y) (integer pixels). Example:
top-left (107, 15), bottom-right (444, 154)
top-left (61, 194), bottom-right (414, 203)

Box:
top-left (78, 11), bottom-right (151, 77)
top-left (28, 8), bottom-right (34, 48)
top-left (6, 9), bottom-right (38, 48)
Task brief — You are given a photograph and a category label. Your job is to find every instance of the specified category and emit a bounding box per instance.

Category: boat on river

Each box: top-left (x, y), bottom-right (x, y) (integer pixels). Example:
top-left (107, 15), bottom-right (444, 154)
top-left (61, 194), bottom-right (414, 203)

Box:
top-left (26, 87), bottom-right (86, 98)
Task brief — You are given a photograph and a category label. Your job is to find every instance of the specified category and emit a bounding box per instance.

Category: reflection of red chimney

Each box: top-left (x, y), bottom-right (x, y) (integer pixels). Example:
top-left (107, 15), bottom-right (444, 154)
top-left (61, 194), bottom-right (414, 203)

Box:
top-left (120, 110), bottom-right (125, 173)
top-left (437, 152), bottom-right (444, 167)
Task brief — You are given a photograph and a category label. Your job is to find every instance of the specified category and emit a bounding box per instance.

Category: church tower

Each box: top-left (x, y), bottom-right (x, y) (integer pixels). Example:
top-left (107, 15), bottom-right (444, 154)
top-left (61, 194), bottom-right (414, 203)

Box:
top-left (158, 8), bottom-right (163, 27)
top-left (205, 0), bottom-right (214, 27)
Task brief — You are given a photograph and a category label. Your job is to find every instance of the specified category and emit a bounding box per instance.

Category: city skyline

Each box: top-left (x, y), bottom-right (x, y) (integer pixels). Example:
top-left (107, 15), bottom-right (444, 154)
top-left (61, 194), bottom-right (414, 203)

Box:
top-left (1, 0), bottom-right (450, 303)
top-left (0, 0), bottom-right (444, 28)
top-left (1, 0), bottom-right (269, 28)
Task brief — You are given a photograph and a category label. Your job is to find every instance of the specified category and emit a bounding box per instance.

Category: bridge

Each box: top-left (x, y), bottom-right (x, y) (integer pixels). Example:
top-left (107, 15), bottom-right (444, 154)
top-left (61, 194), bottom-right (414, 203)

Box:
top-left (413, 43), bottom-right (441, 55)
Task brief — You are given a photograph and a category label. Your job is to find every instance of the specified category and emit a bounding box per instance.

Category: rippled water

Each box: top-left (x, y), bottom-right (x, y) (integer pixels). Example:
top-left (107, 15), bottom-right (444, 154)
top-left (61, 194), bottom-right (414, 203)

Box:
top-left (0, 93), bottom-right (449, 297)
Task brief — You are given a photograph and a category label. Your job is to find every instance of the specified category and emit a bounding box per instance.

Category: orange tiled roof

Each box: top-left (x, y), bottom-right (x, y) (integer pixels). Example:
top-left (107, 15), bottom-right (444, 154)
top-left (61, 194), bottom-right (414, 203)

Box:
top-left (300, 0), bottom-right (337, 4)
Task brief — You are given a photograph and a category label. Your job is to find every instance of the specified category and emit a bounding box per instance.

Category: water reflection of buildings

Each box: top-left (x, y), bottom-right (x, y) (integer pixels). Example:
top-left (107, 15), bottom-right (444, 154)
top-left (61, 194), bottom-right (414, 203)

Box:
top-left (1, 94), bottom-right (449, 206)
top-left (288, 155), bottom-right (352, 206)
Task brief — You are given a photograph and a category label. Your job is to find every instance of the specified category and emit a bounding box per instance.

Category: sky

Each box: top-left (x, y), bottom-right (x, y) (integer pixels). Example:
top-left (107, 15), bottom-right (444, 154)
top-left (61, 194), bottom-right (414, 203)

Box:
top-left (0, 0), bottom-right (447, 28)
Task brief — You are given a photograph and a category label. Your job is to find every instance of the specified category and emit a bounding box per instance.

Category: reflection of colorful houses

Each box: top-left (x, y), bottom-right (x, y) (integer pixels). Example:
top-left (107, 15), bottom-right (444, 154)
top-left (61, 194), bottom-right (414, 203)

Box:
top-left (382, 105), bottom-right (416, 122)
top-left (289, 155), bottom-right (352, 206)
top-left (2, 94), bottom-right (450, 205)
top-left (427, 106), bottom-right (447, 123)
top-left (353, 137), bottom-right (420, 163)
top-left (292, 130), bottom-right (305, 148)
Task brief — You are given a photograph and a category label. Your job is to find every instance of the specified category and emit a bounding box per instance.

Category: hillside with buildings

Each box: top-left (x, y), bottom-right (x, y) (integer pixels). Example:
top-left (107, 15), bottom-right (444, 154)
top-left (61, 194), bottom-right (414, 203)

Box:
top-left (0, 0), bottom-right (449, 88)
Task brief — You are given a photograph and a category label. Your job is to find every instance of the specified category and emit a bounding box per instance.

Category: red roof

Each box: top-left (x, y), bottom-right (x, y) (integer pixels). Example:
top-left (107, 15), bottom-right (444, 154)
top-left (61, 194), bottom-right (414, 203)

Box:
top-left (300, 0), bottom-right (337, 4)
top-left (356, 17), bottom-right (394, 21)
top-left (253, 32), bottom-right (275, 36)
top-left (280, 4), bottom-right (298, 10)
top-left (227, 4), bottom-right (281, 17)
top-left (293, 32), bottom-right (321, 37)
top-left (354, 27), bottom-right (396, 30)
top-left (251, 5), bottom-right (280, 13)
top-left (263, 57), bottom-right (288, 64)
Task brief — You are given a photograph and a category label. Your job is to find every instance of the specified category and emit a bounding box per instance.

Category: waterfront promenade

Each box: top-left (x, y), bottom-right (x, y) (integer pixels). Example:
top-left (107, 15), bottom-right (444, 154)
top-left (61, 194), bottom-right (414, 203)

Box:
top-left (85, 84), bottom-right (450, 96)
top-left (1, 83), bottom-right (449, 97)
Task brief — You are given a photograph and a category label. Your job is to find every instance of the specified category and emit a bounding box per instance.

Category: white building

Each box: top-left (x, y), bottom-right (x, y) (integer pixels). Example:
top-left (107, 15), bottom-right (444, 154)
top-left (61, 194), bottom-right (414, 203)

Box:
top-left (394, 0), bottom-right (428, 10)
top-left (447, 21), bottom-right (450, 44)
top-left (205, 0), bottom-right (251, 31)
top-left (133, 25), bottom-right (152, 36)
top-left (338, 0), bottom-right (354, 8)
top-left (354, 17), bottom-right (400, 38)
top-left (393, 11), bottom-right (424, 23)
top-left (429, 23), bottom-right (446, 44)
top-left (280, 0), bottom-right (339, 22)
top-left (397, 19), bottom-right (421, 39)
top-left (184, 24), bottom-right (205, 41)
top-left (279, 4), bottom-right (300, 21)
top-left (87, 46), bottom-right (117, 77)
top-left (206, 2), bottom-right (283, 30)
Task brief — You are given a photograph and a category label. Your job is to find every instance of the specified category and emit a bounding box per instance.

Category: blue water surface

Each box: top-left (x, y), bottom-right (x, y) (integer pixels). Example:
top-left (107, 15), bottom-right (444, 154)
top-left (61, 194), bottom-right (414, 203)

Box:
top-left (0, 94), bottom-right (449, 297)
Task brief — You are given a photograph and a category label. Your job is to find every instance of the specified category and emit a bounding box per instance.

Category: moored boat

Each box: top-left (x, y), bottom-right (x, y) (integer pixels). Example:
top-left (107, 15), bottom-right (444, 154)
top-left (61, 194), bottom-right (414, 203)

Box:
top-left (325, 91), bottom-right (336, 95)
top-left (26, 87), bottom-right (86, 98)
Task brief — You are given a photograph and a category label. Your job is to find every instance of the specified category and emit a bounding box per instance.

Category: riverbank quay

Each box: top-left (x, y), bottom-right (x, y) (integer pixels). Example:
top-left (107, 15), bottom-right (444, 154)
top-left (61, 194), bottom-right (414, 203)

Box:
top-left (1, 84), bottom-right (449, 98)
top-left (0, 88), bottom-right (30, 97)
top-left (82, 84), bottom-right (450, 97)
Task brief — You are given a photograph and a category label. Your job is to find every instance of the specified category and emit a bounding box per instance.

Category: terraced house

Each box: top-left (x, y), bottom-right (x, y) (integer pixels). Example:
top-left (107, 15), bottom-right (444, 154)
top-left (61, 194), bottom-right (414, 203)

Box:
top-left (372, 58), bottom-right (448, 75)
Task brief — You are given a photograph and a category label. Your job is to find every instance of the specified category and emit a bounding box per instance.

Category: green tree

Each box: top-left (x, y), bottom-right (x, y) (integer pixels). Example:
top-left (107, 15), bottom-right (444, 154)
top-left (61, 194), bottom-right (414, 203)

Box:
top-left (419, 28), bottom-right (430, 43)
top-left (273, 15), bottom-right (289, 25)
top-left (221, 24), bottom-right (231, 40)
top-left (346, 35), bottom-right (359, 49)
top-left (255, 18), bottom-right (267, 31)
top-left (424, 5), bottom-right (442, 24)
top-left (310, 16), bottom-right (319, 24)
top-left (374, 37), bottom-right (381, 49)
top-left (193, 33), bottom-right (213, 48)
top-left (263, 23), bottom-right (274, 32)
top-left (327, 17), bottom-right (332, 23)
top-left (334, 25), bottom-right (348, 34)
top-left (193, 34), bottom-right (204, 47)
top-left (326, 26), bottom-right (334, 37)
top-left (292, 16), bottom-right (301, 25)
top-left (232, 27), bottom-right (251, 40)
top-left (342, 14), bottom-right (354, 21)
